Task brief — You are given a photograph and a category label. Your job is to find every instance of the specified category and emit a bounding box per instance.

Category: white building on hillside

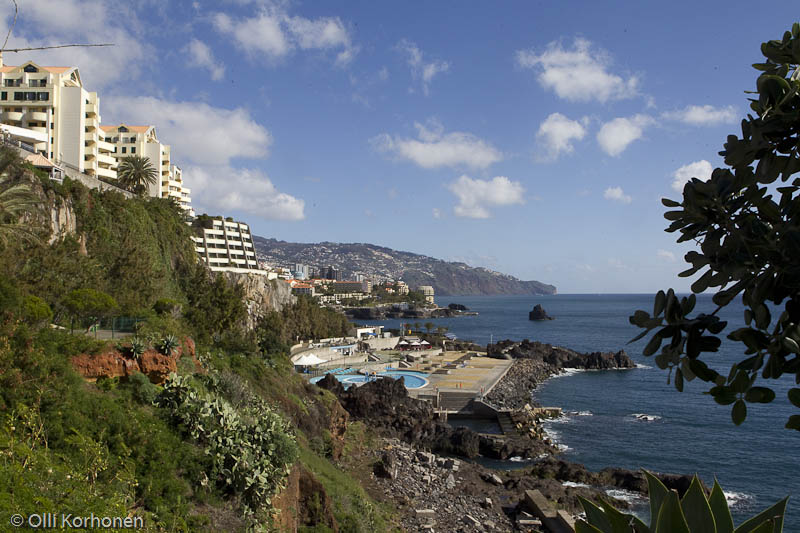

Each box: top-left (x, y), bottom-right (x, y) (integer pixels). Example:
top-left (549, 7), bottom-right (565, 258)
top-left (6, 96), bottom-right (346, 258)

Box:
top-left (192, 217), bottom-right (263, 274)
top-left (100, 124), bottom-right (193, 215)
top-left (0, 60), bottom-right (116, 180)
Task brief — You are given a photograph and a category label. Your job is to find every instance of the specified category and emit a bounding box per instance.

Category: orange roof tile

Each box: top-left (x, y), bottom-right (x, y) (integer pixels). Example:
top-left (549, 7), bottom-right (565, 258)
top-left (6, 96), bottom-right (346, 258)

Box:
top-left (0, 65), bottom-right (72, 74)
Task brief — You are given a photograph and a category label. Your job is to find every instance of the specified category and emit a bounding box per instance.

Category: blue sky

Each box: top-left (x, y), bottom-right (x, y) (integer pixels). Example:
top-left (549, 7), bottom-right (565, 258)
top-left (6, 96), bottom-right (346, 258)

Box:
top-left (3, 1), bottom-right (797, 293)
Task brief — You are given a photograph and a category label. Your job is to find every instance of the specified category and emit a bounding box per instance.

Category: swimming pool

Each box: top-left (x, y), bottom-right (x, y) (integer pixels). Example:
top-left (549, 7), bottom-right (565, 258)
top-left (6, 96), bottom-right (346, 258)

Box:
top-left (310, 370), bottom-right (429, 389)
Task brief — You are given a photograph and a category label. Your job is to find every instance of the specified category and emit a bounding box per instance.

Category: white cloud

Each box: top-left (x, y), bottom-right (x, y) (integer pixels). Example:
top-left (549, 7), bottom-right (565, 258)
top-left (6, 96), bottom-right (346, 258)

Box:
top-left (516, 38), bottom-right (638, 103)
top-left (397, 39), bottom-right (450, 95)
top-left (186, 166), bottom-right (305, 221)
top-left (657, 249), bottom-right (676, 262)
top-left (185, 39), bottom-right (225, 81)
top-left (447, 175), bottom-right (525, 218)
top-left (536, 113), bottom-right (588, 160)
top-left (0, 0), bottom-right (147, 89)
top-left (604, 186), bottom-right (632, 204)
top-left (213, 9), bottom-right (356, 66)
top-left (597, 114), bottom-right (653, 156)
top-left (372, 119), bottom-right (502, 170)
top-left (662, 105), bottom-right (737, 126)
top-left (432, 208), bottom-right (442, 219)
top-left (105, 96), bottom-right (272, 166)
top-left (671, 160), bottom-right (713, 192)
top-left (213, 12), bottom-right (289, 60)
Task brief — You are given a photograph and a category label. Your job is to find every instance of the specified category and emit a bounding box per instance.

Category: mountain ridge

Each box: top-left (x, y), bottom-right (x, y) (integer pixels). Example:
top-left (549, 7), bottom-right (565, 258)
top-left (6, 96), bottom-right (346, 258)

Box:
top-left (253, 236), bottom-right (556, 296)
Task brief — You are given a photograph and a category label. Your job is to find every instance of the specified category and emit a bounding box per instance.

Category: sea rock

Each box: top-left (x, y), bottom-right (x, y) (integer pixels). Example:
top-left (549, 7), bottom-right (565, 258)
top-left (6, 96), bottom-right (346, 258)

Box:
top-left (529, 304), bottom-right (554, 321)
top-left (448, 303), bottom-right (469, 311)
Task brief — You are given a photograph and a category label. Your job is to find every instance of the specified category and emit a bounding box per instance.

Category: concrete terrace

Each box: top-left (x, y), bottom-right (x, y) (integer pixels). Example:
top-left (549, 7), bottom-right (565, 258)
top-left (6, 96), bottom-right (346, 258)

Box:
top-left (407, 351), bottom-right (514, 413)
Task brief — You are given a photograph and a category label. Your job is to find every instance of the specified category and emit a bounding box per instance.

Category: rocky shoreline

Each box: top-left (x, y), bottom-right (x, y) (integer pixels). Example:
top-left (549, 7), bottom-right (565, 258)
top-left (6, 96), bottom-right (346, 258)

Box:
top-left (315, 339), bottom-right (694, 532)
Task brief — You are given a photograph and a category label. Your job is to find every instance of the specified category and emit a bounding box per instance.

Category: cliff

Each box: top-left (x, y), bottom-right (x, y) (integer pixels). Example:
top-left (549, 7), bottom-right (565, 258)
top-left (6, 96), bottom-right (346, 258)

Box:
top-left (220, 272), bottom-right (296, 329)
top-left (253, 237), bottom-right (556, 296)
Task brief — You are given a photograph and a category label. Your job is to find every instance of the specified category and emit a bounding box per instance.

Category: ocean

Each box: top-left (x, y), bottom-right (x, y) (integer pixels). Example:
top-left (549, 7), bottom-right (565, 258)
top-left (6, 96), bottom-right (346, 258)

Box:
top-left (364, 294), bottom-right (800, 531)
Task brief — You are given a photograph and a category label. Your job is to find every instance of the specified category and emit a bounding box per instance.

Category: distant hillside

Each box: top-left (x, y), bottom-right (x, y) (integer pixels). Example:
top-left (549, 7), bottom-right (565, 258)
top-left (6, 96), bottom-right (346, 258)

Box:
top-left (252, 237), bottom-right (556, 296)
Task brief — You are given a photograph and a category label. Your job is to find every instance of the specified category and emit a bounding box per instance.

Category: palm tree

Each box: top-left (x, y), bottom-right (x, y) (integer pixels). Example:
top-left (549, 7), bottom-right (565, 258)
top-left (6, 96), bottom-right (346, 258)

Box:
top-left (117, 156), bottom-right (158, 196)
top-left (0, 147), bottom-right (43, 246)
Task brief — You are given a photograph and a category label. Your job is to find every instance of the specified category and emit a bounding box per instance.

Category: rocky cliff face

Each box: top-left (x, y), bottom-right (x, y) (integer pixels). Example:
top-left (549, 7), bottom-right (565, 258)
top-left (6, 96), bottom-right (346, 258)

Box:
top-left (70, 337), bottom-right (202, 384)
top-left (221, 272), bottom-right (295, 329)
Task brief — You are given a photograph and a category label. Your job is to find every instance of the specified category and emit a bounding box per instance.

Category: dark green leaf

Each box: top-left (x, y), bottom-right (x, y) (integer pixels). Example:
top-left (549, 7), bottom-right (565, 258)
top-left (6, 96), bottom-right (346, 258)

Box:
top-left (788, 388), bottom-right (800, 408)
top-left (643, 335), bottom-right (663, 357)
top-left (709, 480), bottom-right (734, 533)
top-left (744, 387), bottom-right (775, 403)
top-left (733, 496), bottom-right (788, 533)
top-left (644, 471), bottom-right (670, 527)
top-left (680, 476), bottom-right (716, 533)
top-left (661, 198), bottom-right (681, 207)
top-left (785, 415), bottom-right (800, 431)
top-left (654, 290), bottom-right (666, 317)
top-left (578, 496), bottom-right (613, 533)
top-left (576, 521), bottom-right (607, 533)
top-left (675, 368), bottom-right (684, 392)
top-left (654, 490), bottom-right (690, 533)
top-left (732, 399), bottom-right (747, 425)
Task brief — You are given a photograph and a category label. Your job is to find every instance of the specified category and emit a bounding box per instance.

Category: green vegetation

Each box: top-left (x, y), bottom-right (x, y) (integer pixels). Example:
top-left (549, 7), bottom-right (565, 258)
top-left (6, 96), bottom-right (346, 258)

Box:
top-left (117, 155), bottom-right (158, 196)
top-left (63, 288), bottom-right (118, 333)
top-left (156, 373), bottom-right (298, 524)
top-left (576, 471), bottom-right (787, 533)
top-left (630, 24), bottom-right (800, 429)
top-left (0, 150), bottom-right (392, 531)
top-left (256, 296), bottom-right (350, 357)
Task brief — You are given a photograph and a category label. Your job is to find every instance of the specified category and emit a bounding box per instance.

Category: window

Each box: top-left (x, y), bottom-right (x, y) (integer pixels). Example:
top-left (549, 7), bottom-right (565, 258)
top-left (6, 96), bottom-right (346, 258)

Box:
top-left (23, 65), bottom-right (38, 73)
top-left (1, 92), bottom-right (6, 101)
top-left (25, 92), bottom-right (36, 101)
top-left (13, 92), bottom-right (23, 101)
top-left (131, 147), bottom-right (136, 154)
top-left (4, 79), bottom-right (20, 87)
top-left (121, 147), bottom-right (126, 154)
top-left (37, 92), bottom-right (48, 101)
top-left (118, 126), bottom-right (128, 133)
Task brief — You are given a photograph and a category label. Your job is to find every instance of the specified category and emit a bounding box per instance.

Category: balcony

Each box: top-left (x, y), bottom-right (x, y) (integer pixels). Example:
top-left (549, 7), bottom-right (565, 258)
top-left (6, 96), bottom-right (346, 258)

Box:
top-left (97, 140), bottom-right (115, 152)
top-left (96, 166), bottom-right (117, 180)
top-left (3, 110), bottom-right (23, 121)
top-left (29, 126), bottom-right (47, 134)
top-left (98, 153), bottom-right (116, 166)
top-left (29, 110), bottom-right (47, 122)
top-left (85, 102), bottom-right (97, 115)
top-left (85, 116), bottom-right (98, 128)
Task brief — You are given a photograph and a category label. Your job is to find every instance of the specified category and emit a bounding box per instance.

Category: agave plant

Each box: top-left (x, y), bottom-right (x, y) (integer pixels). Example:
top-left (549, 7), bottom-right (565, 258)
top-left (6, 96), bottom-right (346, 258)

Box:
top-left (577, 471), bottom-right (788, 533)
top-left (130, 337), bottom-right (146, 360)
top-left (159, 334), bottom-right (179, 356)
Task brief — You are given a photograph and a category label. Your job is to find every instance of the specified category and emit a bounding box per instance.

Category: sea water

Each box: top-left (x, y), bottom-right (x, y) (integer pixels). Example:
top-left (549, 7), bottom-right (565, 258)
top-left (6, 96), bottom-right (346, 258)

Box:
top-left (367, 294), bottom-right (800, 531)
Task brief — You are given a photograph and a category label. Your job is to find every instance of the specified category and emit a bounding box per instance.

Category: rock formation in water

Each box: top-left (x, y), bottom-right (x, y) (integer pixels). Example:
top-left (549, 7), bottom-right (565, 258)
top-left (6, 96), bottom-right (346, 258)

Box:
top-left (528, 304), bottom-right (554, 321)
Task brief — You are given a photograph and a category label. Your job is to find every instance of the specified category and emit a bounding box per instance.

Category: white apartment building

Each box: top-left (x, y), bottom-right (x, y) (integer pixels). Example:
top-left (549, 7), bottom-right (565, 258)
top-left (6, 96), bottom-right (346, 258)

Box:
top-left (100, 124), bottom-right (193, 215)
top-left (0, 60), bottom-right (116, 179)
top-left (192, 217), bottom-right (263, 274)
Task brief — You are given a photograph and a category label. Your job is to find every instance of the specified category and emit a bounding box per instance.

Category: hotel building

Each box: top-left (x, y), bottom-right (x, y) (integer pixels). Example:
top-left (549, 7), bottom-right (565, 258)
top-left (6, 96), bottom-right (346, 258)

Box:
top-left (0, 60), bottom-right (116, 180)
top-left (192, 217), bottom-right (262, 274)
top-left (100, 124), bottom-right (193, 215)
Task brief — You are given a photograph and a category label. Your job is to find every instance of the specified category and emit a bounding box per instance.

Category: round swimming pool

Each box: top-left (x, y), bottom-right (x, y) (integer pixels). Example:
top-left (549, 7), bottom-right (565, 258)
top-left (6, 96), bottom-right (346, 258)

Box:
top-left (310, 371), bottom-right (429, 389)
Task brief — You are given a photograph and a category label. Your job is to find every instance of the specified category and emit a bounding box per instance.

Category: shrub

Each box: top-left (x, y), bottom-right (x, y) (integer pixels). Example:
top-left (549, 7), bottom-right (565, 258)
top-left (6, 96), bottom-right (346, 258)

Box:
top-left (22, 295), bottom-right (53, 325)
top-left (155, 374), bottom-right (298, 524)
top-left (128, 372), bottom-right (158, 405)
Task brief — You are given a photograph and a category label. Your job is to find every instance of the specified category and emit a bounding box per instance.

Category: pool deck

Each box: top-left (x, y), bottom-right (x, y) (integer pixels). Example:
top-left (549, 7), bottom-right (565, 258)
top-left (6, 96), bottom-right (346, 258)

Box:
top-left (407, 351), bottom-right (514, 412)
